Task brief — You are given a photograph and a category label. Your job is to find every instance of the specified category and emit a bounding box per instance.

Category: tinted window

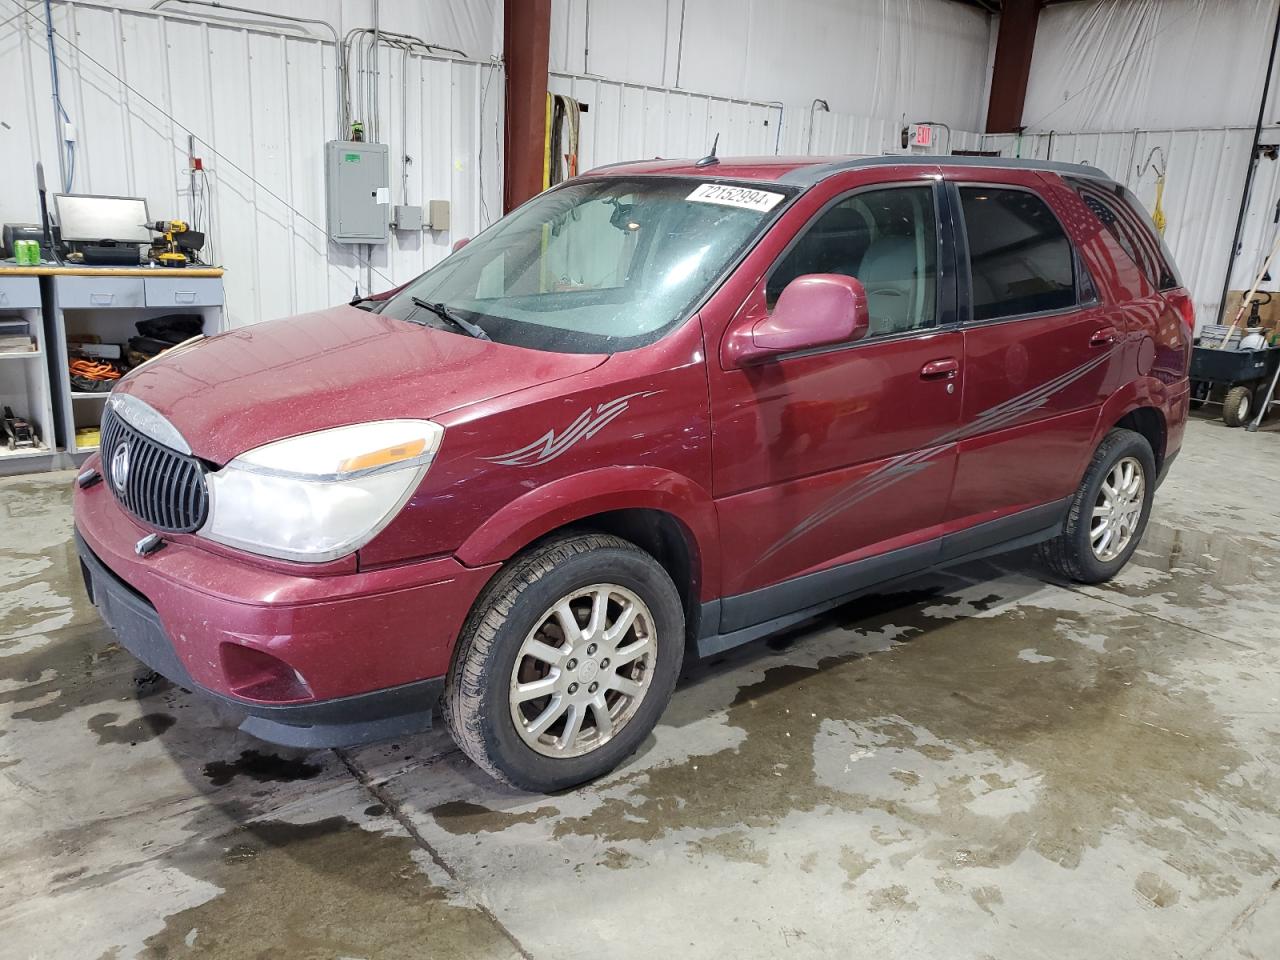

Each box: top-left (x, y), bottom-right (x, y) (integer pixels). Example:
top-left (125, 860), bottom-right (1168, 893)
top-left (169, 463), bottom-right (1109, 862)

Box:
top-left (1068, 176), bottom-right (1179, 290)
top-left (960, 187), bottom-right (1076, 322)
top-left (768, 186), bottom-right (938, 338)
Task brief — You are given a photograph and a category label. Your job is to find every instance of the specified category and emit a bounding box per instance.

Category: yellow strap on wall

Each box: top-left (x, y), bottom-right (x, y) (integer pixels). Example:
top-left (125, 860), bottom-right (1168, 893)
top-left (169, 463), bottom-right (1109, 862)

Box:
top-left (1153, 174), bottom-right (1167, 235)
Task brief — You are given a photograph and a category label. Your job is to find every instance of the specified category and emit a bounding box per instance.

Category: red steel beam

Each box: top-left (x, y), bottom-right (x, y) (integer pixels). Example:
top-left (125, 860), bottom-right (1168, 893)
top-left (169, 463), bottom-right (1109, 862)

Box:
top-left (503, 0), bottom-right (552, 212)
top-left (985, 0), bottom-right (1041, 133)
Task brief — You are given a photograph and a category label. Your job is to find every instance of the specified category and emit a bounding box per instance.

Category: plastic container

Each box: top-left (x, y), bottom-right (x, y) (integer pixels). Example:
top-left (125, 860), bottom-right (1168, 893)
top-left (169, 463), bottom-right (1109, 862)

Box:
top-left (13, 240), bottom-right (41, 266)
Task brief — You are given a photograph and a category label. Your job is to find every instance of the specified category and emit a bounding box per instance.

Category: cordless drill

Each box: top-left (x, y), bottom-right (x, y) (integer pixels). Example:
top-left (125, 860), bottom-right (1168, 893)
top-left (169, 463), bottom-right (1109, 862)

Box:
top-left (147, 219), bottom-right (192, 268)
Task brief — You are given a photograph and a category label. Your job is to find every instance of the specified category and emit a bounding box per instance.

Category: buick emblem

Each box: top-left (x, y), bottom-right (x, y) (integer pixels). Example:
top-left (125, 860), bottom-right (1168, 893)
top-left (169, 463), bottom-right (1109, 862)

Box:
top-left (111, 442), bottom-right (131, 492)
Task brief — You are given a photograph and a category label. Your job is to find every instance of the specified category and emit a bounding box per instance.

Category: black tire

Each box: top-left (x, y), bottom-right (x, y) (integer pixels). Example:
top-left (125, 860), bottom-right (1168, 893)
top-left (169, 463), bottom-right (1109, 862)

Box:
top-left (1038, 428), bottom-right (1156, 584)
top-left (1189, 381), bottom-right (1210, 410)
top-left (1222, 385), bottom-right (1252, 427)
top-left (443, 532), bottom-right (684, 792)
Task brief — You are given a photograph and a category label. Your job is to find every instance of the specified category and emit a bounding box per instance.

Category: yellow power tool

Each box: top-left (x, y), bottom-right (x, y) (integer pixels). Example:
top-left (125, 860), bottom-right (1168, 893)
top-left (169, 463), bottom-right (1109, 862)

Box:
top-left (146, 219), bottom-right (199, 268)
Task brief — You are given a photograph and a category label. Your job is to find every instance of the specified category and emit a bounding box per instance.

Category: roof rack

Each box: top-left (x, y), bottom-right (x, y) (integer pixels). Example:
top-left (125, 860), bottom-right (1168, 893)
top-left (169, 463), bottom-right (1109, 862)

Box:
top-left (778, 154), bottom-right (1112, 186)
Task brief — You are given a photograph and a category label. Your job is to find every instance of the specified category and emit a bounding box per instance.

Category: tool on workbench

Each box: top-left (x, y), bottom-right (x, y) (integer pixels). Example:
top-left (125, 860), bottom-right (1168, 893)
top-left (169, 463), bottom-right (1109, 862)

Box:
top-left (144, 220), bottom-right (206, 268)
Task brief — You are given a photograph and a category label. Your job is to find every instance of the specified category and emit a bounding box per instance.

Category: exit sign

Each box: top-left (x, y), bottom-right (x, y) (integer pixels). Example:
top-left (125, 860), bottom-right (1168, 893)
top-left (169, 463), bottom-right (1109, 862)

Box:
top-left (913, 124), bottom-right (933, 147)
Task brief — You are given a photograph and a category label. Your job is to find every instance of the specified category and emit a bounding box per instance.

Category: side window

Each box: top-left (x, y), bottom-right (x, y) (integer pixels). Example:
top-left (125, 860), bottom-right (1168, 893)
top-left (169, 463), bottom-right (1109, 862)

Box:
top-left (1068, 176), bottom-right (1179, 290)
top-left (766, 186), bottom-right (938, 338)
top-left (959, 187), bottom-right (1076, 322)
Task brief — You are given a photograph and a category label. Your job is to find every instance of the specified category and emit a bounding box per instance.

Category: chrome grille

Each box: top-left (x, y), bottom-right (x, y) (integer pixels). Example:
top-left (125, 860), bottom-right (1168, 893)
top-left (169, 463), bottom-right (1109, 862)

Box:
top-left (100, 404), bottom-right (209, 533)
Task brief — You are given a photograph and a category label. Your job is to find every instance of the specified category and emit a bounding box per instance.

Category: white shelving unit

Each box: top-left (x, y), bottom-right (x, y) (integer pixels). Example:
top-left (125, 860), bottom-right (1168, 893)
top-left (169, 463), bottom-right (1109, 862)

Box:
top-left (0, 276), bottom-right (57, 475)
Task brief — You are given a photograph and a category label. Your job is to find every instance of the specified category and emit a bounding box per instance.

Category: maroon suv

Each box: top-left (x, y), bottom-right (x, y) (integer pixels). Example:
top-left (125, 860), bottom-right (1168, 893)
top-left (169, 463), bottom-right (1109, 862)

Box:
top-left (75, 155), bottom-right (1192, 791)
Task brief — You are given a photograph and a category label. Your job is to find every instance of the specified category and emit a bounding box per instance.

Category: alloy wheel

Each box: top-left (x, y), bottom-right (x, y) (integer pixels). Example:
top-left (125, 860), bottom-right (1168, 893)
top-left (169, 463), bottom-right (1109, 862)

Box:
top-left (508, 584), bottom-right (656, 759)
top-left (1090, 456), bottom-right (1145, 562)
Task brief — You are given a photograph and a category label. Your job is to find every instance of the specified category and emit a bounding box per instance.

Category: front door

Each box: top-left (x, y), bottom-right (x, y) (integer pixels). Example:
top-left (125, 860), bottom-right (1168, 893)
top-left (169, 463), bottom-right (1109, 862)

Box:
top-left (708, 182), bottom-right (963, 621)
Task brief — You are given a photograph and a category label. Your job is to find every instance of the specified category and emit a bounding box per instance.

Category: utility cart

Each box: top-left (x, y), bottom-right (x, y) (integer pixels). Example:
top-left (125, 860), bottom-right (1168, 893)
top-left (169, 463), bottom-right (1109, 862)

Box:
top-left (1190, 343), bottom-right (1280, 427)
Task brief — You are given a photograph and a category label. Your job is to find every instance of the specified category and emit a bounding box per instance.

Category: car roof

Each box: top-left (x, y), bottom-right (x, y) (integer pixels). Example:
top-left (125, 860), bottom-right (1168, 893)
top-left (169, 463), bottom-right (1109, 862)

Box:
top-left (581, 154), bottom-right (1112, 187)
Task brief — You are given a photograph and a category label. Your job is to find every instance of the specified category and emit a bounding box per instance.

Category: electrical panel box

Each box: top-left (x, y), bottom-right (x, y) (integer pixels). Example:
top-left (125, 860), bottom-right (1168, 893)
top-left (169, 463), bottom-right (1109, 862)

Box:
top-left (392, 204), bottom-right (423, 231)
top-left (325, 141), bottom-right (389, 244)
top-left (427, 199), bottom-right (451, 231)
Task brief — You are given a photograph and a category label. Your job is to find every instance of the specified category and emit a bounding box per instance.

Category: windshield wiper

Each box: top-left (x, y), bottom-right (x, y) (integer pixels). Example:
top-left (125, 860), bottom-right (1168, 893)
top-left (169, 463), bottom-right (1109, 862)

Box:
top-left (410, 297), bottom-right (491, 341)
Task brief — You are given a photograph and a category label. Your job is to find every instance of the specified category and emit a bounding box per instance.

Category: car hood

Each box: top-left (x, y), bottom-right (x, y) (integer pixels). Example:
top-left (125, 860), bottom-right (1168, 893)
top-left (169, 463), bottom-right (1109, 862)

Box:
top-left (113, 304), bottom-right (607, 464)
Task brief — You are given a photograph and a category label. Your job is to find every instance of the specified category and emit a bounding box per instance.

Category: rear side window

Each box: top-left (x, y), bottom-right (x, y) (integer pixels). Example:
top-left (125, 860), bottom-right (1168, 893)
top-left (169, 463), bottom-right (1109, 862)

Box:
top-left (1067, 176), bottom-right (1179, 290)
top-left (959, 187), bottom-right (1076, 322)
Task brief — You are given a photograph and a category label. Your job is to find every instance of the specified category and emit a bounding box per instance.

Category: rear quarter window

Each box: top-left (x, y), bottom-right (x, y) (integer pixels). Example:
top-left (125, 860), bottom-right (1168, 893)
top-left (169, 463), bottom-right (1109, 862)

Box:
top-left (1066, 176), bottom-right (1180, 290)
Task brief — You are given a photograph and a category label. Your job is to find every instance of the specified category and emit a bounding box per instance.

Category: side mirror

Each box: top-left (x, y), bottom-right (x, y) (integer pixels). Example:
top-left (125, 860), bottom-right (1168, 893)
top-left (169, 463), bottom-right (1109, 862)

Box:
top-left (451, 237), bottom-right (471, 253)
top-left (726, 274), bottom-right (869, 367)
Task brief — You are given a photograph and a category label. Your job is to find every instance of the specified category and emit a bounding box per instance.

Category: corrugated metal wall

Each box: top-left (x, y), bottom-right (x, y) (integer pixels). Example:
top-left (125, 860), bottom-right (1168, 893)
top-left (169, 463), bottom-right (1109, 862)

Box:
top-left (548, 80), bottom-right (988, 172)
top-left (980, 126), bottom-right (1280, 330)
top-left (1024, 0), bottom-right (1279, 133)
top-left (787, 109), bottom-right (986, 157)
top-left (0, 0), bottom-right (502, 327)
top-left (547, 72), bottom-right (782, 169)
top-left (549, 0), bottom-right (993, 131)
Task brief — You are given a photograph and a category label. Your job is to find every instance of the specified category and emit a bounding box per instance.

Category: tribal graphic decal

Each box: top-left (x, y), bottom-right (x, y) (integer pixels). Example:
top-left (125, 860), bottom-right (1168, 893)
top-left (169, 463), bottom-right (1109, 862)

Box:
top-left (755, 349), bottom-right (1115, 566)
top-left (482, 391), bottom-right (662, 468)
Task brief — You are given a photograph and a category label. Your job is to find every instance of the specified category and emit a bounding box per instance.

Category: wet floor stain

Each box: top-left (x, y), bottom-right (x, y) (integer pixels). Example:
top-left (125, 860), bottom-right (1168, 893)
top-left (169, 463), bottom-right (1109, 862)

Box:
top-left (87, 711), bottom-right (176, 746)
top-left (430, 799), bottom-right (557, 835)
top-left (839, 848), bottom-right (877, 886)
top-left (1134, 871), bottom-right (1181, 908)
top-left (134, 816), bottom-right (518, 960)
top-left (0, 621), bottom-right (140, 724)
top-left (202, 750), bottom-right (324, 788)
top-left (686, 829), bottom-right (769, 866)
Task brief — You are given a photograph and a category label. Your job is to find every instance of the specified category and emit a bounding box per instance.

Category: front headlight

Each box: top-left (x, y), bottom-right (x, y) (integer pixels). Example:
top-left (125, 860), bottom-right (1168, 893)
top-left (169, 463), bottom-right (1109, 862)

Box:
top-left (201, 420), bottom-right (444, 562)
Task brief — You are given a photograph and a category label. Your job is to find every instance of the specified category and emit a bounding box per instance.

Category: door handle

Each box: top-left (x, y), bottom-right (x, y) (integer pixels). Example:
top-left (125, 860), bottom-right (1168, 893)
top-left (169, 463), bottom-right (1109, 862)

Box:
top-left (1089, 327), bottom-right (1119, 346)
top-left (920, 357), bottom-right (960, 379)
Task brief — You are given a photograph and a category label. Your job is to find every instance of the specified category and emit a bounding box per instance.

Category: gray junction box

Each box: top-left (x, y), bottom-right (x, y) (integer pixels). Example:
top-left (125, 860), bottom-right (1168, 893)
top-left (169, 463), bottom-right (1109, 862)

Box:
top-left (325, 141), bottom-right (390, 244)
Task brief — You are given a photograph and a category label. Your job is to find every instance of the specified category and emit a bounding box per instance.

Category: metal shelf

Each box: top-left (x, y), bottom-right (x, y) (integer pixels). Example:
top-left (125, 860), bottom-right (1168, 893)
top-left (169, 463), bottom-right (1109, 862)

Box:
top-left (0, 443), bottom-right (55, 461)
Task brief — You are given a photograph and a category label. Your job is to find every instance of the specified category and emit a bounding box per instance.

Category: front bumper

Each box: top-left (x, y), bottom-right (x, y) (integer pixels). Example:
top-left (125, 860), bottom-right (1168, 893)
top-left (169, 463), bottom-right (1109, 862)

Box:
top-left (77, 531), bottom-right (446, 747)
top-left (73, 466), bottom-right (499, 749)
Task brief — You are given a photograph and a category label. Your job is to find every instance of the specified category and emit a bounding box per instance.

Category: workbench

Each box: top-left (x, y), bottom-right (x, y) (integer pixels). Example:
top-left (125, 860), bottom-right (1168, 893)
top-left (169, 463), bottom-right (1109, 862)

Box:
top-left (0, 261), bottom-right (226, 475)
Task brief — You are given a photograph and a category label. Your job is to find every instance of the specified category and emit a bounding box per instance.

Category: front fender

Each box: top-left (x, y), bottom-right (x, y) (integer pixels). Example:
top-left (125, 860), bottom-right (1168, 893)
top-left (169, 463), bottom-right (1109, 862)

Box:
top-left (454, 465), bottom-right (721, 596)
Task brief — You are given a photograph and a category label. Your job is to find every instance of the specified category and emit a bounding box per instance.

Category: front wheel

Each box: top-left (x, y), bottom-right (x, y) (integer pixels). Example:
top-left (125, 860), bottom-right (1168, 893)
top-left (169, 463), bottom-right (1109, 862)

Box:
top-left (1038, 428), bottom-right (1156, 584)
top-left (443, 533), bottom-right (684, 792)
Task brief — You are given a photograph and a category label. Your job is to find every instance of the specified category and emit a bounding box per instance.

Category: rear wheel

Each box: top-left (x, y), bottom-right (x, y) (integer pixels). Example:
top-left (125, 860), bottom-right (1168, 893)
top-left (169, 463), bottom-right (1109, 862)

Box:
top-left (1222, 385), bottom-right (1252, 427)
top-left (1039, 428), bottom-right (1155, 584)
top-left (443, 533), bottom-right (684, 792)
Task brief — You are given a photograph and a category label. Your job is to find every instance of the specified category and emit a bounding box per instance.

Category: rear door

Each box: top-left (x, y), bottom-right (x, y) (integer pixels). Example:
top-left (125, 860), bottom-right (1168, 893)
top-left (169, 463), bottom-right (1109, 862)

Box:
top-left (945, 171), bottom-right (1128, 538)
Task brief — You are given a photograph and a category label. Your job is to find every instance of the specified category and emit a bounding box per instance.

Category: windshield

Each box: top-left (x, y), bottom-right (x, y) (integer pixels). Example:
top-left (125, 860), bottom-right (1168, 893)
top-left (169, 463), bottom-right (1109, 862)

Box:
top-left (380, 177), bottom-right (795, 353)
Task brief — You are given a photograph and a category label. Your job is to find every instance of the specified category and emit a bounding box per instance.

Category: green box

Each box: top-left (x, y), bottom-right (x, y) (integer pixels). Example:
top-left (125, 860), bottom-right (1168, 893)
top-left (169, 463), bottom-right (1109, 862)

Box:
top-left (14, 239), bottom-right (40, 265)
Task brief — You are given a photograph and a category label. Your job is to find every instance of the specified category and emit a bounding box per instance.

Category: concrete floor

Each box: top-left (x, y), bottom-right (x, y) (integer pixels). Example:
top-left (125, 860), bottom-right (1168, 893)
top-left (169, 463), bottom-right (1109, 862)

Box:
top-left (1, 415), bottom-right (1278, 959)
